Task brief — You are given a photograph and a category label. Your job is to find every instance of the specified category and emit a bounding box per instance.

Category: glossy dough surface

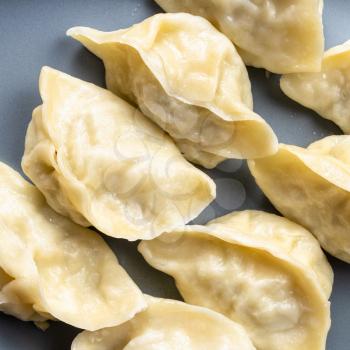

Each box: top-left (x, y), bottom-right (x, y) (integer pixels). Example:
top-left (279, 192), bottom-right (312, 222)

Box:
top-left (68, 13), bottom-right (278, 168)
top-left (208, 210), bottom-right (333, 298)
top-left (0, 162), bottom-right (145, 331)
top-left (249, 135), bottom-right (350, 262)
top-left (281, 40), bottom-right (350, 133)
top-left (155, 0), bottom-right (324, 74)
top-left (22, 67), bottom-right (215, 240)
top-left (139, 210), bottom-right (331, 350)
top-left (72, 296), bottom-right (256, 350)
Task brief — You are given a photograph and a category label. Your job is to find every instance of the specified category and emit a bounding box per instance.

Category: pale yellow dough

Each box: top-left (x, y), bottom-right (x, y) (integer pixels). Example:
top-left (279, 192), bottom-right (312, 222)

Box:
top-left (139, 210), bottom-right (332, 350)
top-left (22, 67), bottom-right (215, 240)
top-left (72, 296), bottom-right (256, 350)
top-left (0, 162), bottom-right (145, 331)
top-left (249, 135), bottom-right (350, 263)
top-left (67, 13), bottom-right (278, 168)
top-left (155, 0), bottom-right (324, 74)
top-left (281, 40), bottom-right (350, 133)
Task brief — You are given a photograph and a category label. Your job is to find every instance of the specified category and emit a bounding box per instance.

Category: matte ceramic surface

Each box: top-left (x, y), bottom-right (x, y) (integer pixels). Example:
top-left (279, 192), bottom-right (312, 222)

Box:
top-left (0, 1), bottom-right (349, 349)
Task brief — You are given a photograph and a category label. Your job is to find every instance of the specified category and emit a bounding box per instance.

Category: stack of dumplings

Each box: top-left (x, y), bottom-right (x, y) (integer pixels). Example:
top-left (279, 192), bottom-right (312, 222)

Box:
top-left (3, 0), bottom-right (350, 348)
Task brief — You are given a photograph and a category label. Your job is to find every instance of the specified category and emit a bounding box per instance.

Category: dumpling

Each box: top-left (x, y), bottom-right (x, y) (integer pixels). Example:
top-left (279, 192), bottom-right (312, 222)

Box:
top-left (154, 0), bottom-right (324, 74)
top-left (67, 13), bottom-right (278, 169)
top-left (138, 210), bottom-right (332, 350)
top-left (71, 296), bottom-right (256, 350)
top-left (22, 67), bottom-right (215, 240)
top-left (0, 162), bottom-right (145, 331)
top-left (249, 135), bottom-right (350, 263)
top-left (209, 210), bottom-right (333, 297)
top-left (281, 40), bottom-right (350, 133)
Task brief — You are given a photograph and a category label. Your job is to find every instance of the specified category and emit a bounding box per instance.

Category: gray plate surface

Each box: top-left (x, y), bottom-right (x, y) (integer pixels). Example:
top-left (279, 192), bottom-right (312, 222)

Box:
top-left (0, 0), bottom-right (349, 349)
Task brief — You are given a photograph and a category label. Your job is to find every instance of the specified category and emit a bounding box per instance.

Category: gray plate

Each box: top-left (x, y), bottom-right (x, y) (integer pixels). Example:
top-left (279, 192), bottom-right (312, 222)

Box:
top-left (0, 0), bottom-right (349, 349)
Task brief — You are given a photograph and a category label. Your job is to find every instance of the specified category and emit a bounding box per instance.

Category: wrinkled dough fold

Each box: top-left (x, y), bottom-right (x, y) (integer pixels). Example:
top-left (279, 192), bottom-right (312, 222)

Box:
top-left (155, 0), bottom-right (324, 74)
top-left (281, 40), bottom-right (350, 133)
top-left (249, 136), bottom-right (350, 262)
top-left (22, 66), bottom-right (215, 240)
top-left (67, 13), bottom-right (278, 168)
top-left (138, 210), bottom-right (331, 350)
top-left (72, 296), bottom-right (256, 350)
top-left (0, 162), bottom-right (145, 331)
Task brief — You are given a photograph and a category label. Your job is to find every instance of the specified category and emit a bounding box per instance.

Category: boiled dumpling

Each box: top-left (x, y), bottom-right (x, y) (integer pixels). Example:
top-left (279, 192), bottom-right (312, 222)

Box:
top-left (0, 162), bottom-right (145, 330)
top-left (67, 13), bottom-right (278, 168)
top-left (281, 40), bottom-right (350, 133)
top-left (154, 0), bottom-right (324, 74)
top-left (72, 296), bottom-right (256, 350)
top-left (139, 210), bottom-right (332, 350)
top-left (249, 135), bottom-right (350, 263)
top-left (22, 67), bottom-right (215, 240)
top-left (208, 210), bottom-right (333, 298)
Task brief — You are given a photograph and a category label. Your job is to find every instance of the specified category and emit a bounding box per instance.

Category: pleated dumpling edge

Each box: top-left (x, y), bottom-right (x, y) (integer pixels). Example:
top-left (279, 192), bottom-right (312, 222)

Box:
top-left (281, 40), bottom-right (350, 133)
top-left (0, 161), bottom-right (146, 331)
top-left (154, 0), bottom-right (324, 74)
top-left (71, 296), bottom-right (256, 350)
top-left (22, 66), bottom-right (216, 241)
top-left (138, 210), bottom-right (332, 350)
top-left (67, 13), bottom-right (278, 169)
top-left (248, 136), bottom-right (350, 263)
